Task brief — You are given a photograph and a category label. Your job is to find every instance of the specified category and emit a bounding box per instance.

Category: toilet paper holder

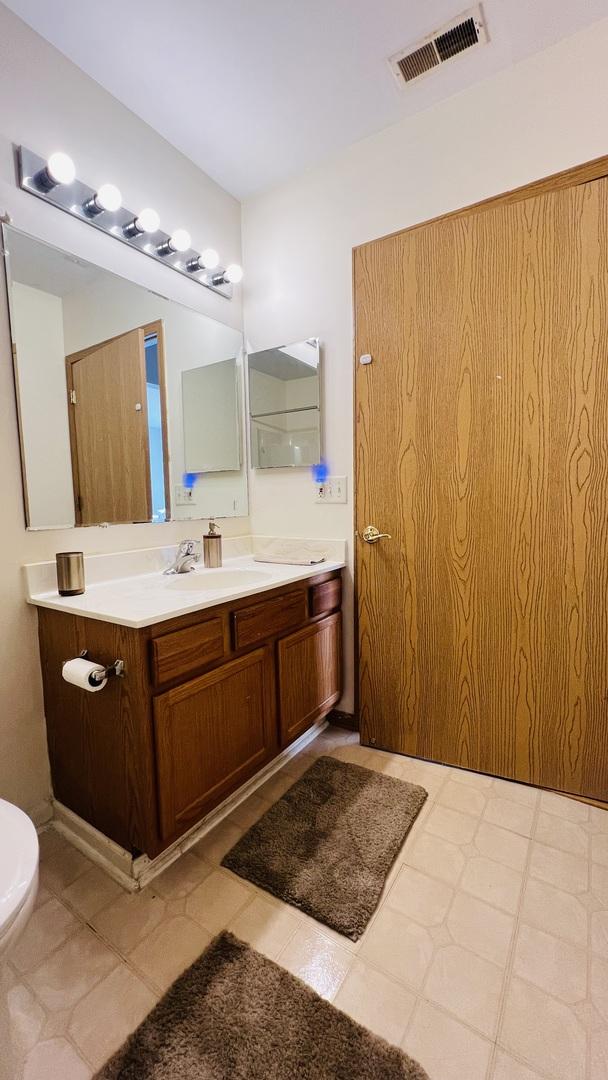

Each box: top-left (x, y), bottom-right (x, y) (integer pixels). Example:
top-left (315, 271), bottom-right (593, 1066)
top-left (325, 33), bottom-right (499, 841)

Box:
top-left (75, 649), bottom-right (125, 685)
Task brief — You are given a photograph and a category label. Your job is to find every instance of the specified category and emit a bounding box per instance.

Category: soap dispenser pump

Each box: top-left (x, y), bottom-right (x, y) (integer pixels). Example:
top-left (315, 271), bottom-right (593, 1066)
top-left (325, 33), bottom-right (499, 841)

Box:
top-left (203, 519), bottom-right (222, 568)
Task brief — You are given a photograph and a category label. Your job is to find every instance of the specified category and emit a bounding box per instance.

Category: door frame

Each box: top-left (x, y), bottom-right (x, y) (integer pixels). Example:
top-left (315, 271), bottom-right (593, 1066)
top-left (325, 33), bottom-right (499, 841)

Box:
top-left (65, 319), bottom-right (171, 524)
top-left (353, 151), bottom-right (608, 726)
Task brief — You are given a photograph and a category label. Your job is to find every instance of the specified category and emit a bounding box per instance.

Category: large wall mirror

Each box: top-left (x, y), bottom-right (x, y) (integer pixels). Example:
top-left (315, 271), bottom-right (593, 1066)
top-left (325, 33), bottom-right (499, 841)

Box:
top-left (247, 338), bottom-right (321, 468)
top-left (3, 226), bottom-right (248, 529)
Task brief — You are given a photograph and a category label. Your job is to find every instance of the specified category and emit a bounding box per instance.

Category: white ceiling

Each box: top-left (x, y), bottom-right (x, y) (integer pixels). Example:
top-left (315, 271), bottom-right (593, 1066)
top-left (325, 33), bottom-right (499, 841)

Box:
top-left (4, 0), bottom-right (608, 198)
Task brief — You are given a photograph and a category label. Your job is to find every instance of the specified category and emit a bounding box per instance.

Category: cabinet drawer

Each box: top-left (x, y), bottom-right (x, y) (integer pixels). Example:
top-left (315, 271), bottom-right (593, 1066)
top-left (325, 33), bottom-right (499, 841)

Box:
top-left (151, 617), bottom-right (225, 686)
top-left (232, 590), bottom-right (307, 650)
top-left (310, 576), bottom-right (341, 617)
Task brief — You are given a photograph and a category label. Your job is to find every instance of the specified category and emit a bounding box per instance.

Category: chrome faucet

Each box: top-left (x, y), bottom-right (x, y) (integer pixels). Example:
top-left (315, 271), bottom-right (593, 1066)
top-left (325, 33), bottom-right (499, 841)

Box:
top-left (163, 539), bottom-right (201, 575)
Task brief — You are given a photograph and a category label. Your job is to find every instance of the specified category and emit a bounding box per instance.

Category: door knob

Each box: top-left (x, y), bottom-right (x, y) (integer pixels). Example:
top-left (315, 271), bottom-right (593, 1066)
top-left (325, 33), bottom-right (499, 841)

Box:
top-left (362, 525), bottom-right (392, 544)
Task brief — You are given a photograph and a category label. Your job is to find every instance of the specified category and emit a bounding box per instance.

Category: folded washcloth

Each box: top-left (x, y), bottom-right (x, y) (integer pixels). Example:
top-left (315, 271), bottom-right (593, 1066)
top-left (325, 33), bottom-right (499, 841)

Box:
top-left (253, 539), bottom-right (328, 566)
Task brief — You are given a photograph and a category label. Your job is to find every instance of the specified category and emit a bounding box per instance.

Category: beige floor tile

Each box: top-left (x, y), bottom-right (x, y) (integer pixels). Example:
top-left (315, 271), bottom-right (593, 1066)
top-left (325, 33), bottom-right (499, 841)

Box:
top-left (592, 862), bottom-right (608, 904)
top-left (424, 805), bottom-right (478, 845)
top-left (474, 821), bottom-right (529, 872)
top-left (399, 759), bottom-right (447, 798)
top-left (91, 889), bottom-right (166, 956)
top-left (438, 779), bottom-right (487, 817)
top-left (513, 923), bottom-right (587, 1005)
top-left (529, 842), bottom-right (588, 894)
top-left (68, 964), bottom-right (157, 1070)
top-left (521, 877), bottom-right (588, 948)
top-left (450, 766), bottom-right (495, 791)
top-left (447, 892), bottom-right (514, 967)
top-left (592, 832), bottom-right (608, 867)
top-left (483, 797), bottom-right (535, 838)
top-left (26, 927), bottom-right (118, 1011)
top-left (359, 906), bottom-right (434, 990)
top-left (190, 820), bottom-right (244, 864)
top-left (535, 811), bottom-right (589, 858)
top-left (589, 806), bottom-right (608, 833)
top-left (460, 856), bottom-right (523, 915)
top-left (228, 791), bottom-right (271, 829)
top-left (326, 744), bottom-right (374, 767)
top-left (404, 833), bottom-right (466, 886)
top-left (277, 925), bottom-right (353, 1000)
top-left (423, 944), bottom-right (504, 1038)
top-left (152, 852), bottom-right (212, 900)
top-left (590, 1026), bottom-right (608, 1080)
top-left (492, 1049), bottom-right (547, 1080)
top-left (23, 1037), bottom-right (92, 1080)
top-left (387, 865), bottom-right (454, 927)
top-left (591, 956), bottom-right (608, 1023)
top-left (253, 769), bottom-right (296, 802)
top-left (228, 895), bottom-right (300, 959)
top-left (129, 915), bottom-right (211, 991)
top-left (491, 778), bottom-right (539, 807)
top-left (591, 909), bottom-right (608, 958)
top-left (334, 959), bottom-right (416, 1045)
top-left (33, 884), bottom-right (52, 910)
top-left (11, 898), bottom-right (79, 975)
top-left (185, 868), bottom-right (251, 934)
top-left (500, 976), bottom-right (586, 1080)
top-left (61, 866), bottom-right (124, 920)
top-left (39, 834), bottom-right (91, 895)
top-left (7, 982), bottom-right (45, 1059)
top-left (405, 999), bottom-right (493, 1080)
top-left (539, 790), bottom-right (589, 823)
top-left (281, 751), bottom-right (316, 779)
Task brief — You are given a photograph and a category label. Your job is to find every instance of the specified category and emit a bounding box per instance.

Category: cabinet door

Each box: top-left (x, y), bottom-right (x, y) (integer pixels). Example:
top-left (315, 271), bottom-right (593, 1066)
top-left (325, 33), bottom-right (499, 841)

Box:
top-left (154, 647), bottom-right (277, 840)
top-left (278, 613), bottom-right (342, 747)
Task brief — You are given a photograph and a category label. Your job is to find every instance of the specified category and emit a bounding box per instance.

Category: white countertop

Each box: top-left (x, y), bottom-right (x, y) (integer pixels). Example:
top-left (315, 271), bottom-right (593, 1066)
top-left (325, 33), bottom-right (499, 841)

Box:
top-left (24, 538), bottom-right (346, 629)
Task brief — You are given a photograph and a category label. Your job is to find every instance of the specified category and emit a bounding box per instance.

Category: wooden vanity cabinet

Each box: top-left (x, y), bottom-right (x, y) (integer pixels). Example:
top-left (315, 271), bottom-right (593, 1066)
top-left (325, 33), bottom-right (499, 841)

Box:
top-left (37, 569), bottom-right (342, 859)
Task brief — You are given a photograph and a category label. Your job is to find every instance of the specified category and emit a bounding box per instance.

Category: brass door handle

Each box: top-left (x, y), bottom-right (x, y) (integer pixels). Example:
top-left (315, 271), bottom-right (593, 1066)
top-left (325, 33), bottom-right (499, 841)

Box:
top-left (362, 525), bottom-right (392, 544)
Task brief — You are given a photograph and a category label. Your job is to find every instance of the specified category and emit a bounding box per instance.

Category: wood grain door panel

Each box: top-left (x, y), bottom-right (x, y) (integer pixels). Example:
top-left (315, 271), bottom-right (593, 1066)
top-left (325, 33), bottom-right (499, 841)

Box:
top-left (67, 327), bottom-right (151, 524)
top-left (355, 174), bottom-right (608, 802)
top-left (278, 613), bottom-right (342, 746)
top-left (153, 647), bottom-right (277, 840)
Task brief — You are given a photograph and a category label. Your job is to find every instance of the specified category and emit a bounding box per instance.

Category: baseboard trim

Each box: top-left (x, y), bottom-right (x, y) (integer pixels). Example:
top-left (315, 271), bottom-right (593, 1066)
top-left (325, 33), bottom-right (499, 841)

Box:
top-left (45, 719), bottom-right (329, 891)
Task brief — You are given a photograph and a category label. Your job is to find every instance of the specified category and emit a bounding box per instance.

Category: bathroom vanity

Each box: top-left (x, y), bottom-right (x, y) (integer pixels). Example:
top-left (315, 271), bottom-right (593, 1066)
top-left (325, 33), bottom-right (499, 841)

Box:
top-left (28, 549), bottom-right (343, 860)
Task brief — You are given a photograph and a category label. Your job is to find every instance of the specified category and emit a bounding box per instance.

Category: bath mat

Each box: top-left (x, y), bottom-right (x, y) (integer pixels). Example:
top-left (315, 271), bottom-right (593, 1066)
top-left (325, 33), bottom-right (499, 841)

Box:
top-left (96, 931), bottom-right (429, 1080)
top-left (222, 755), bottom-right (427, 940)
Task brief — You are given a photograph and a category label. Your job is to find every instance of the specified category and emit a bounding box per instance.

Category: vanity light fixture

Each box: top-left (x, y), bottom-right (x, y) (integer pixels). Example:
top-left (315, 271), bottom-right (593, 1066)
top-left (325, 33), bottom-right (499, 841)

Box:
top-left (34, 151), bottom-right (76, 192)
top-left (157, 228), bottom-right (191, 256)
top-left (123, 207), bottom-right (161, 238)
top-left (186, 247), bottom-right (220, 273)
top-left (83, 182), bottom-right (122, 216)
top-left (17, 146), bottom-right (240, 298)
top-left (212, 263), bottom-right (243, 286)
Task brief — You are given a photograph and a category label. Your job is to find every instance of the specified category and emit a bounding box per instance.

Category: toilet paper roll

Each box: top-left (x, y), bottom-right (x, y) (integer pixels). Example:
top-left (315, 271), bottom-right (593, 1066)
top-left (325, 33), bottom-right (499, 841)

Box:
top-left (62, 657), bottom-right (107, 692)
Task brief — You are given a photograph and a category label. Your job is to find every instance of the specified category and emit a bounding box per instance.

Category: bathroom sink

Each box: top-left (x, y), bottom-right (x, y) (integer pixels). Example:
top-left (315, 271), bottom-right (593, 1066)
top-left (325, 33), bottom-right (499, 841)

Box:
top-left (165, 568), bottom-right (272, 591)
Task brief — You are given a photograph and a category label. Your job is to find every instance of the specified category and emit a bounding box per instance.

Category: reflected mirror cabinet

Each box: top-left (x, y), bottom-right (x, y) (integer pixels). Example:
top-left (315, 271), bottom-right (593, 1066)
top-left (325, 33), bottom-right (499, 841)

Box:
top-left (247, 338), bottom-right (321, 468)
top-left (3, 225), bottom-right (248, 529)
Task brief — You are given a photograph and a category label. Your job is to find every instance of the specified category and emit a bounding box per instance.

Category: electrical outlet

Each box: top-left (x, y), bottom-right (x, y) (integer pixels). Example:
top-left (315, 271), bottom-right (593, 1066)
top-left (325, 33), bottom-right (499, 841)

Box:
top-left (314, 476), bottom-right (347, 504)
top-left (175, 484), bottom-right (196, 506)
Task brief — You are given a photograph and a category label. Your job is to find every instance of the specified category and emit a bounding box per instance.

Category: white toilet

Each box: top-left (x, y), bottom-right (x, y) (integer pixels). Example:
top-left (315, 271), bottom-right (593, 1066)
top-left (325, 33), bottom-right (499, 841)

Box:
top-left (0, 798), bottom-right (39, 1079)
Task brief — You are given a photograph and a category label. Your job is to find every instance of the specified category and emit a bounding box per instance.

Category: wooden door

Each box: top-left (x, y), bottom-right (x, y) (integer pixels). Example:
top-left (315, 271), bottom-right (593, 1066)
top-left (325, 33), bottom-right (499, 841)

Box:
top-left (66, 328), bottom-right (151, 524)
top-left (278, 613), bottom-right (342, 746)
top-left (154, 647), bottom-right (277, 840)
top-left (355, 168), bottom-right (608, 802)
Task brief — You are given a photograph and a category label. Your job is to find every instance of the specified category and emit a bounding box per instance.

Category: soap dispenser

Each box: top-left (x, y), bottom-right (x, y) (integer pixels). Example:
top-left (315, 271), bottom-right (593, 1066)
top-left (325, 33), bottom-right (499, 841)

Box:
top-left (203, 519), bottom-right (222, 568)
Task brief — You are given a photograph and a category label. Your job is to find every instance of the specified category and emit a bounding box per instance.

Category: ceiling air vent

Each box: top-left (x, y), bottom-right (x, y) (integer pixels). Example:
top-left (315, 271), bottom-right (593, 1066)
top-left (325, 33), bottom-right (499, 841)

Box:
top-left (389, 5), bottom-right (488, 87)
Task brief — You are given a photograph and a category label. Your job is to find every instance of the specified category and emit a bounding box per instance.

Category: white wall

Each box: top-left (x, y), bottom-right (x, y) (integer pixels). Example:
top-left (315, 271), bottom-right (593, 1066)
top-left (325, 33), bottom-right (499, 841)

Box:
top-left (242, 18), bottom-right (608, 715)
top-left (0, 4), bottom-right (245, 820)
top-left (10, 283), bottom-right (74, 527)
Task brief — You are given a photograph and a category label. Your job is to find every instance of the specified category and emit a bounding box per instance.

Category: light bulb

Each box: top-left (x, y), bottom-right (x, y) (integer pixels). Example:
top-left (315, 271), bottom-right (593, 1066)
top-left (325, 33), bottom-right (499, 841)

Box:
top-left (135, 208), bottom-right (160, 233)
top-left (224, 263), bottom-right (243, 284)
top-left (47, 152), bottom-right (76, 185)
top-left (200, 247), bottom-right (219, 269)
top-left (95, 183), bottom-right (122, 212)
top-left (169, 228), bottom-right (191, 253)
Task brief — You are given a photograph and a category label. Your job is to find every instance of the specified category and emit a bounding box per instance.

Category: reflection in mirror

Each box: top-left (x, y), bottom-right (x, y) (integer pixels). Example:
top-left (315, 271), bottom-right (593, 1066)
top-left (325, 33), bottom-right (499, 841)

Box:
top-left (247, 338), bottom-right (321, 468)
top-left (3, 226), bottom-right (247, 529)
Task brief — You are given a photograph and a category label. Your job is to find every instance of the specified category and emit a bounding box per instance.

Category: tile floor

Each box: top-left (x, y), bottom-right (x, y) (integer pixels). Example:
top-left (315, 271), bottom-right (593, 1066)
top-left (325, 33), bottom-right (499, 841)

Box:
top-left (4, 725), bottom-right (607, 1079)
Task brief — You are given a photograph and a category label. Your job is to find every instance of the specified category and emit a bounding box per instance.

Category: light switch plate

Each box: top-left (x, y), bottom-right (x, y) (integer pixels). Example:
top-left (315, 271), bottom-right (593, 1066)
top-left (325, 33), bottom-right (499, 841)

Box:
top-left (175, 484), bottom-right (196, 506)
top-left (314, 476), bottom-right (347, 504)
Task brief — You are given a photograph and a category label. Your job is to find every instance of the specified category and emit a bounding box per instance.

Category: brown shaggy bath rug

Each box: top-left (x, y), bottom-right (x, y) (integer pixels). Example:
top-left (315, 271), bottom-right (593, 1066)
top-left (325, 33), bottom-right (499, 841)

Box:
top-left (96, 931), bottom-right (429, 1079)
top-left (222, 755), bottom-right (427, 940)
